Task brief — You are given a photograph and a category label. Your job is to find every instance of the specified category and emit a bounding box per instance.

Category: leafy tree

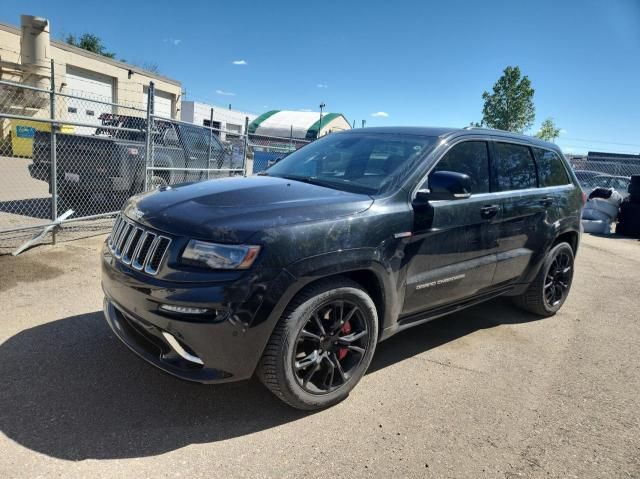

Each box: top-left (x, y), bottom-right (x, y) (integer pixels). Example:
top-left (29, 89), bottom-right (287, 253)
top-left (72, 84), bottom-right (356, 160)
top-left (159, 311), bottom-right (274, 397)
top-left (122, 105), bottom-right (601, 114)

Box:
top-left (481, 66), bottom-right (535, 133)
top-left (535, 118), bottom-right (561, 142)
top-left (65, 33), bottom-right (115, 59)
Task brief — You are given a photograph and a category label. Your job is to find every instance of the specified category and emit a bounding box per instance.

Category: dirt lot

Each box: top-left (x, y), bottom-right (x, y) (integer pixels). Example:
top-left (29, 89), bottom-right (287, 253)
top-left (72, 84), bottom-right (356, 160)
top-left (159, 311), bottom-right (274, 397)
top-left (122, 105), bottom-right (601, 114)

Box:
top-left (0, 233), bottom-right (638, 478)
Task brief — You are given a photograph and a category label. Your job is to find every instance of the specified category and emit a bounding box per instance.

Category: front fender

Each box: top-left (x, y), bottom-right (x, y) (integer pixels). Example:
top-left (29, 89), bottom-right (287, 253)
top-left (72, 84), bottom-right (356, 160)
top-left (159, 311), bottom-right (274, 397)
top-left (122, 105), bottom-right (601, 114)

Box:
top-left (251, 248), bottom-right (402, 350)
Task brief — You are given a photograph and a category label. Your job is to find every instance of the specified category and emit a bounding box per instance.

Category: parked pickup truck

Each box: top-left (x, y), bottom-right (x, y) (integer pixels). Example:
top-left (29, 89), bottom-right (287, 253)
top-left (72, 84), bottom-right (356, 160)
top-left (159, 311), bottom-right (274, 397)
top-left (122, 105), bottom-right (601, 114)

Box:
top-left (29, 114), bottom-right (243, 213)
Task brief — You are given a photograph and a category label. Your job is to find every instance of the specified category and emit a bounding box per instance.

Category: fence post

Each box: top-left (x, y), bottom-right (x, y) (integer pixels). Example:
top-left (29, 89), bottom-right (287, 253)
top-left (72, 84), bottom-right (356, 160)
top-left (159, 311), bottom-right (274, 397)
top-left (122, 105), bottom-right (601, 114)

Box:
top-left (207, 107), bottom-right (214, 180)
top-left (49, 59), bottom-right (58, 244)
top-left (144, 82), bottom-right (154, 191)
top-left (243, 116), bottom-right (249, 176)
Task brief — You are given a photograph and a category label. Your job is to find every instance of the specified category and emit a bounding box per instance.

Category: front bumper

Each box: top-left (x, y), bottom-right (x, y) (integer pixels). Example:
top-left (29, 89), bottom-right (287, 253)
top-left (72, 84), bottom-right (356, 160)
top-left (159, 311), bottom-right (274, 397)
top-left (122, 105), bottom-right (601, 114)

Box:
top-left (101, 243), bottom-right (295, 383)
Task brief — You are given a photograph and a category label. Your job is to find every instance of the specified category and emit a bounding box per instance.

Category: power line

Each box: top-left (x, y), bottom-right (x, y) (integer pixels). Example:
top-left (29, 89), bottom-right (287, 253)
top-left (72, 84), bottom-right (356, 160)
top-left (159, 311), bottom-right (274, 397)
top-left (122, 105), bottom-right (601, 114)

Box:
top-left (561, 137), bottom-right (640, 149)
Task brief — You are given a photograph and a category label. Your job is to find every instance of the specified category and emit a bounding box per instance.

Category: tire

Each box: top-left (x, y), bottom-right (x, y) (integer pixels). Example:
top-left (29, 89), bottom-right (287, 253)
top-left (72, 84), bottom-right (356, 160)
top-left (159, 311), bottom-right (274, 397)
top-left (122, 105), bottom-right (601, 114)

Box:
top-left (257, 278), bottom-right (378, 410)
top-left (512, 242), bottom-right (575, 317)
top-left (149, 174), bottom-right (169, 190)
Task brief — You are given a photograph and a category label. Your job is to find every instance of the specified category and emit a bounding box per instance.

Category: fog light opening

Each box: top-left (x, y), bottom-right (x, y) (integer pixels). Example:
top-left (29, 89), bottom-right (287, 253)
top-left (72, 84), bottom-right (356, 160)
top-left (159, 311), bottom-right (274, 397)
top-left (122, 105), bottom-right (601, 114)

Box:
top-left (161, 331), bottom-right (204, 365)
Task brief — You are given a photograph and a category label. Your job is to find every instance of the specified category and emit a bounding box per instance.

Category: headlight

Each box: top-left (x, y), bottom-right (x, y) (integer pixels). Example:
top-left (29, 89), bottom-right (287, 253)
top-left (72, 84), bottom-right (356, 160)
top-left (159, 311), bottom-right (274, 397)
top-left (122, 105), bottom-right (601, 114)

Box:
top-left (181, 240), bottom-right (261, 270)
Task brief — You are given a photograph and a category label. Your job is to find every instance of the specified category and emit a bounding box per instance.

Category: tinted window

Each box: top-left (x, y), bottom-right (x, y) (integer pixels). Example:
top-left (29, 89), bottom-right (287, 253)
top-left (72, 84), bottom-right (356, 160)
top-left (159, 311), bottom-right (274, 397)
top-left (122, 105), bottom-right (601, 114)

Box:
top-left (266, 133), bottom-right (438, 195)
top-left (494, 143), bottom-right (537, 191)
top-left (533, 148), bottom-right (570, 187)
top-left (431, 141), bottom-right (490, 194)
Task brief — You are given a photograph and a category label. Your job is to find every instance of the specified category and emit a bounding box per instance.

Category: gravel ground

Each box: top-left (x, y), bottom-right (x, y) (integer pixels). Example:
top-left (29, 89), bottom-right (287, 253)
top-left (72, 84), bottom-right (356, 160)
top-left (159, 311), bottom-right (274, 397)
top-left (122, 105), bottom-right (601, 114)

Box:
top-left (0, 233), bottom-right (638, 478)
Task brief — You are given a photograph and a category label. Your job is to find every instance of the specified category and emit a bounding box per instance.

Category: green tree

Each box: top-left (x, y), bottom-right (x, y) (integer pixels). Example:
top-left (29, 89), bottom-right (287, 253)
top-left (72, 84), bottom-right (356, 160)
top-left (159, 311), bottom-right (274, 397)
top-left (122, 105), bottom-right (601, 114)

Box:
top-left (481, 66), bottom-right (535, 133)
top-left (535, 118), bottom-right (561, 142)
top-left (65, 33), bottom-right (115, 59)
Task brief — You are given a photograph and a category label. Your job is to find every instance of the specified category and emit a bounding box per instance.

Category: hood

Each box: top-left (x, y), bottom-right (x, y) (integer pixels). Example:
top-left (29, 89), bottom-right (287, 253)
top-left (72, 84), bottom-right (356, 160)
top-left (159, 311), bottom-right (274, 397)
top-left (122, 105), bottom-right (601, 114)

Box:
top-left (124, 176), bottom-right (373, 243)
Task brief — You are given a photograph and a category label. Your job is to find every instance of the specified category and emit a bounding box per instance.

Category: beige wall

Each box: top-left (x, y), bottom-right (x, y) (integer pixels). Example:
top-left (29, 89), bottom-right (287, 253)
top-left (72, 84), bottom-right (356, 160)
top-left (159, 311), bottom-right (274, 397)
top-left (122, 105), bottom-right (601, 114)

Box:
top-left (0, 23), bottom-right (182, 123)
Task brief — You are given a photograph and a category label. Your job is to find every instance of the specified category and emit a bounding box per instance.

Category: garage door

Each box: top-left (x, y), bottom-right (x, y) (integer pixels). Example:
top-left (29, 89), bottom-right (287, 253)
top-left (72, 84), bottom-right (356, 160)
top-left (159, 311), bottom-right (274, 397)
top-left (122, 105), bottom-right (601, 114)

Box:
top-left (65, 66), bottom-right (114, 134)
top-left (143, 87), bottom-right (173, 119)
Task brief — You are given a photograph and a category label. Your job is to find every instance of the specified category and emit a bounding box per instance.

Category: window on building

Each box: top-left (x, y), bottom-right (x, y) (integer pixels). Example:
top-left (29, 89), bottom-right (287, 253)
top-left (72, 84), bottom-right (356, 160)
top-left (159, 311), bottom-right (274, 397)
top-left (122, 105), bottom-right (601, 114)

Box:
top-left (494, 142), bottom-right (537, 191)
top-left (203, 119), bottom-right (221, 137)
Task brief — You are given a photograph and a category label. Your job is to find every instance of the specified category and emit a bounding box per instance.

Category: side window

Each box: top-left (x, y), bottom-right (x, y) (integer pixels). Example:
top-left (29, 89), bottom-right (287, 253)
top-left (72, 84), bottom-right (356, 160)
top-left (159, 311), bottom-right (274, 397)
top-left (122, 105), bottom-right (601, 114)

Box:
top-left (494, 142), bottom-right (537, 191)
top-left (430, 141), bottom-right (490, 194)
top-left (533, 148), bottom-right (570, 187)
top-left (181, 126), bottom-right (209, 153)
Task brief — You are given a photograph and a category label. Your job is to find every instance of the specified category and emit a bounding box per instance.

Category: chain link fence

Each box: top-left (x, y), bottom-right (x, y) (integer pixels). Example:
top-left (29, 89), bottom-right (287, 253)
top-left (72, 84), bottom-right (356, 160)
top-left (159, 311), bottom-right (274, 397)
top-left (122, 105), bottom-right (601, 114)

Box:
top-left (1, 62), bottom-right (308, 254)
top-left (568, 154), bottom-right (640, 198)
top-left (248, 132), bottom-right (310, 173)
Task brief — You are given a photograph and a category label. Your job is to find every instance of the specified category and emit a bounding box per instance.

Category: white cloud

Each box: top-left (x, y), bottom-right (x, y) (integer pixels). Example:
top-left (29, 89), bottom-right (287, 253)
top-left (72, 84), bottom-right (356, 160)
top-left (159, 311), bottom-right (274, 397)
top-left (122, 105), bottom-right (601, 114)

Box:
top-left (559, 128), bottom-right (567, 135)
top-left (163, 38), bottom-right (182, 46)
top-left (316, 83), bottom-right (328, 88)
top-left (232, 60), bottom-right (247, 65)
top-left (371, 111), bottom-right (389, 118)
top-left (173, 39), bottom-right (181, 45)
top-left (216, 89), bottom-right (236, 96)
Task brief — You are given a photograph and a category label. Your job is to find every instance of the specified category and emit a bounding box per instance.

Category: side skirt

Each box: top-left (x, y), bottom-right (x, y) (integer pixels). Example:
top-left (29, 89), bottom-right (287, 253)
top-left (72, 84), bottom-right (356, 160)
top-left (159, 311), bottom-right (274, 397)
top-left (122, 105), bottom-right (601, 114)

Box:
top-left (379, 284), bottom-right (515, 341)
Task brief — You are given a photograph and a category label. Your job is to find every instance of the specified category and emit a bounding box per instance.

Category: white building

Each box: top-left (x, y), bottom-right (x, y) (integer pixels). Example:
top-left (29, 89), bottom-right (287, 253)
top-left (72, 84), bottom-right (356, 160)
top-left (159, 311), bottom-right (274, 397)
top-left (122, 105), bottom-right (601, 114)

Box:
top-left (181, 101), bottom-right (257, 134)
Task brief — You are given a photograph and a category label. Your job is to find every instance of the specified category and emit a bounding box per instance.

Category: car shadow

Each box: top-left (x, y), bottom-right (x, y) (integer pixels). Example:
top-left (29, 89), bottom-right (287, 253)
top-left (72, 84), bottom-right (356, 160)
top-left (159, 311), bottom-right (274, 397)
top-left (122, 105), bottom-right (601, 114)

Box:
top-left (0, 197), bottom-right (51, 219)
top-left (0, 298), bottom-right (544, 460)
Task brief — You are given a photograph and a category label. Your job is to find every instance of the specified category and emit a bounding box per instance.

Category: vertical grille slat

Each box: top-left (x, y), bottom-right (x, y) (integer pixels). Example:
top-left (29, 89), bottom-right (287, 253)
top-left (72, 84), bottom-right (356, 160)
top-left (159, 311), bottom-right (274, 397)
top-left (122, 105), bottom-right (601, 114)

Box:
top-left (133, 232), bottom-right (156, 270)
top-left (109, 214), bottom-right (171, 275)
top-left (116, 223), bottom-right (133, 255)
top-left (122, 227), bottom-right (143, 264)
top-left (147, 236), bottom-right (171, 274)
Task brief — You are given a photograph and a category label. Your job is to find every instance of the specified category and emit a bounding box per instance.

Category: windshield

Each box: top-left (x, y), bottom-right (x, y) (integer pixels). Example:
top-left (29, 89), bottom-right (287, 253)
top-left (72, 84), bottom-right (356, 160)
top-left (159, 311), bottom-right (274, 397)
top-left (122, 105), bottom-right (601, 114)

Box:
top-left (264, 132), bottom-right (438, 195)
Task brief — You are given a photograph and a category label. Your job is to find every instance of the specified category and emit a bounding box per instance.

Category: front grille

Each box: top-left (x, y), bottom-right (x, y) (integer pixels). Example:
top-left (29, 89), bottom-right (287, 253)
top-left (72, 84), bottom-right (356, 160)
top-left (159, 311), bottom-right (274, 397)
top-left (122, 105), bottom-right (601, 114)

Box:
top-left (108, 214), bottom-right (171, 275)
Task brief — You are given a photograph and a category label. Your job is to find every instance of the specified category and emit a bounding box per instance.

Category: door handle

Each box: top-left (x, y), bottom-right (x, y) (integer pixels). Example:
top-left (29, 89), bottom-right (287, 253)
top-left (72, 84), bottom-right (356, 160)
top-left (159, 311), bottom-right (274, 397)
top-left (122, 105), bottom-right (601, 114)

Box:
top-left (480, 204), bottom-right (499, 219)
top-left (539, 196), bottom-right (554, 207)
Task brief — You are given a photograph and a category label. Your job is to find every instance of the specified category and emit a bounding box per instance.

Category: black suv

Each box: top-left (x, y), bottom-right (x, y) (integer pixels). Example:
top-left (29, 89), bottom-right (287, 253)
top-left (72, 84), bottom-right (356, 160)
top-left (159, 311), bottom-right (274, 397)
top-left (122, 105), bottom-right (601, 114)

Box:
top-left (102, 127), bottom-right (583, 410)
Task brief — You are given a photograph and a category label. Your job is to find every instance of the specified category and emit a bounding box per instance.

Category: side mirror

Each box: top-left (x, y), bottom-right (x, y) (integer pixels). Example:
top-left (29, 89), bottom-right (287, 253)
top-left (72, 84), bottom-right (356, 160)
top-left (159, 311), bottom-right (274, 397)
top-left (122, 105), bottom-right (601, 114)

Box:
top-left (417, 170), bottom-right (472, 202)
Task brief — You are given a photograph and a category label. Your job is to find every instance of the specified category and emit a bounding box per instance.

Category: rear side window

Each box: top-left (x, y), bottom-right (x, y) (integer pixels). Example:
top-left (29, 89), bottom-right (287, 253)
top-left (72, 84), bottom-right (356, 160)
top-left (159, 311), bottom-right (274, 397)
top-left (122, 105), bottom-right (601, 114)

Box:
top-left (533, 148), bottom-right (570, 187)
top-left (431, 141), bottom-right (490, 194)
top-left (494, 142), bottom-right (537, 191)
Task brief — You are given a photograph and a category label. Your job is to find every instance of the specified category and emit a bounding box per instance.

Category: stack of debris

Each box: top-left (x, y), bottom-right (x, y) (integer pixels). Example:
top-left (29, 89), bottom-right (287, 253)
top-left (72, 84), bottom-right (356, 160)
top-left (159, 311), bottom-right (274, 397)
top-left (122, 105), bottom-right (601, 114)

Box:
top-left (581, 187), bottom-right (623, 234)
top-left (616, 175), bottom-right (640, 238)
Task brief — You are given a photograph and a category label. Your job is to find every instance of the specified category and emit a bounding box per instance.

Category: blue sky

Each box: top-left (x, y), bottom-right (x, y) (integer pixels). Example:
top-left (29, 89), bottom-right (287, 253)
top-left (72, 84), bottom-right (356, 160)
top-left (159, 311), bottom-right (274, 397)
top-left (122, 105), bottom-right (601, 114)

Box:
top-left (2, 0), bottom-right (639, 154)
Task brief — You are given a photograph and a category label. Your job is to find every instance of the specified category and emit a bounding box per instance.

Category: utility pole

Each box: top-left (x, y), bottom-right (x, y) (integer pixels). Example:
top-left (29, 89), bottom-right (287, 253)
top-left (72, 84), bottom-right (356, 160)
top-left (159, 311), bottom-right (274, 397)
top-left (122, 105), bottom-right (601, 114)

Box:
top-left (318, 102), bottom-right (326, 139)
top-left (361, 119), bottom-right (366, 128)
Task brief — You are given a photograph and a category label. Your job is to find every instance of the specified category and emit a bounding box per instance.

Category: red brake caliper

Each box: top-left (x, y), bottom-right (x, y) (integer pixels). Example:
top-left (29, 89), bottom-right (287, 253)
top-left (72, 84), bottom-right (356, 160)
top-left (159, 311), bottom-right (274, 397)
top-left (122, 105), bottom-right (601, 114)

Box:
top-left (338, 321), bottom-right (351, 360)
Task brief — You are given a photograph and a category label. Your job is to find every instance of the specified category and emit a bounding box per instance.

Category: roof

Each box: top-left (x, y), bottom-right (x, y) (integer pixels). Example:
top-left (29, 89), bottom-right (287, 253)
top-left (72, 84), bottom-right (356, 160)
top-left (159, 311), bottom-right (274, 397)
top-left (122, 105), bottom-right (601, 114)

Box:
top-left (341, 126), bottom-right (561, 150)
top-left (0, 22), bottom-right (181, 86)
top-left (248, 110), bottom-right (350, 139)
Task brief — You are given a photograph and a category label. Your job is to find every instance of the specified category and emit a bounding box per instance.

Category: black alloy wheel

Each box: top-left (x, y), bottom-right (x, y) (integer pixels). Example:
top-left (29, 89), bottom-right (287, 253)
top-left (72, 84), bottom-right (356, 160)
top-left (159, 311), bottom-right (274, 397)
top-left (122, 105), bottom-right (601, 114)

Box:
top-left (543, 250), bottom-right (573, 308)
top-left (512, 242), bottom-right (575, 317)
top-left (258, 278), bottom-right (378, 410)
top-left (292, 300), bottom-right (369, 394)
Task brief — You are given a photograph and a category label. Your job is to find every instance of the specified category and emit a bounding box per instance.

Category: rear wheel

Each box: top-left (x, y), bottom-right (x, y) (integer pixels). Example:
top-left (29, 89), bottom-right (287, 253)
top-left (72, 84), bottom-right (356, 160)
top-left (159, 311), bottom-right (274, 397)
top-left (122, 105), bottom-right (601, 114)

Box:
top-left (257, 278), bottom-right (378, 410)
top-left (149, 174), bottom-right (169, 190)
top-left (512, 242), bottom-right (575, 317)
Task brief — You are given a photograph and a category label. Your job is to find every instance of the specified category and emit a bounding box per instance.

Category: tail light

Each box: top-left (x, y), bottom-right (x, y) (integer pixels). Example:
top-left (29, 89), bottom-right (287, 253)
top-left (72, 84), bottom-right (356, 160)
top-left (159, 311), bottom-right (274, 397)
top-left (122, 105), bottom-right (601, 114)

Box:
top-left (581, 191), bottom-right (587, 206)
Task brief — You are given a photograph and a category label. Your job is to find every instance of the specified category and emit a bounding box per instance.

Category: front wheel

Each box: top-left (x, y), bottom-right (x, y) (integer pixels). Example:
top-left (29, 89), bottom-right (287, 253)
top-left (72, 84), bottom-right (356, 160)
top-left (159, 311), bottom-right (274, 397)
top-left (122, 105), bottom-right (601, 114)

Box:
top-left (512, 242), bottom-right (575, 317)
top-left (257, 278), bottom-right (378, 410)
